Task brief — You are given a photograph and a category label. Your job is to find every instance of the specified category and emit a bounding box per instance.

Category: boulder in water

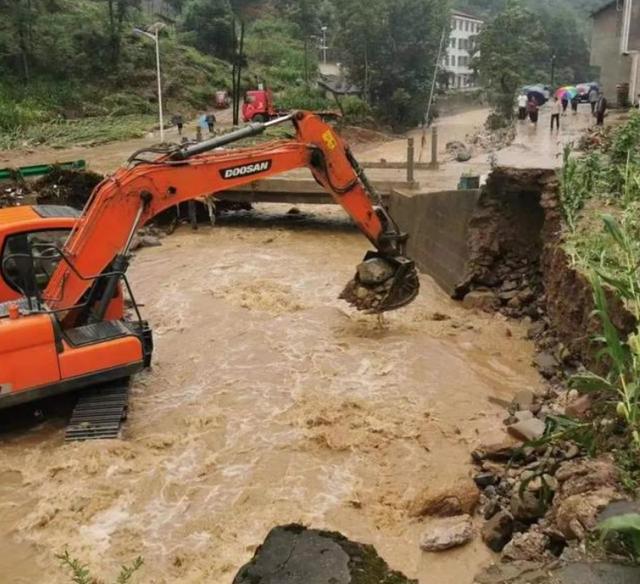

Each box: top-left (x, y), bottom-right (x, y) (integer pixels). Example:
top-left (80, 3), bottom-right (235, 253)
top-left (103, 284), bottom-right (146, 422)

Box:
top-left (232, 524), bottom-right (417, 584)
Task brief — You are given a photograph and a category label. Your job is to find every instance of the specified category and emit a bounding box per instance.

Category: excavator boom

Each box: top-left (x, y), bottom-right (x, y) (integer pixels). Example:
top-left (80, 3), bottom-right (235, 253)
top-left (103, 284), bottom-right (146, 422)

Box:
top-left (43, 112), bottom-right (416, 317)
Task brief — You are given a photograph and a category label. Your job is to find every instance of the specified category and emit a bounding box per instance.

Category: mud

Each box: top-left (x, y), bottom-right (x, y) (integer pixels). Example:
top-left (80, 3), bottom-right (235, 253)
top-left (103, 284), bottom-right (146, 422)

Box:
top-left (0, 205), bottom-right (543, 583)
top-left (33, 167), bottom-right (104, 208)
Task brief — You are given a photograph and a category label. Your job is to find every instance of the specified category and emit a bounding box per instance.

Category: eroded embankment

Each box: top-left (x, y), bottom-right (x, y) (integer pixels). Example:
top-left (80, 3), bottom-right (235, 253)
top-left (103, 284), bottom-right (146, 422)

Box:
top-left (459, 167), bottom-right (634, 374)
top-left (0, 205), bottom-right (544, 584)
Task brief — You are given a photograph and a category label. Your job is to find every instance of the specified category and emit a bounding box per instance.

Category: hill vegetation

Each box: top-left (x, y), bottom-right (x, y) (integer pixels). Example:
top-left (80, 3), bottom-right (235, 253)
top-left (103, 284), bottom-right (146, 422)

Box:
top-left (0, 0), bottom-right (602, 146)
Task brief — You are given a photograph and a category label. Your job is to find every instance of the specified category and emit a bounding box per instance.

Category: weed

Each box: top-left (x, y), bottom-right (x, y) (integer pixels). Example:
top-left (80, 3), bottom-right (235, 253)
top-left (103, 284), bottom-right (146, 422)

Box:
top-left (596, 513), bottom-right (640, 561)
top-left (56, 549), bottom-right (144, 584)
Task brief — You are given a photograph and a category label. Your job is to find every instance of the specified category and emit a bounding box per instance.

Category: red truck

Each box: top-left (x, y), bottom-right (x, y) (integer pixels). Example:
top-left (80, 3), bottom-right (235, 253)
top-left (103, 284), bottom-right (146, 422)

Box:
top-left (242, 89), bottom-right (282, 123)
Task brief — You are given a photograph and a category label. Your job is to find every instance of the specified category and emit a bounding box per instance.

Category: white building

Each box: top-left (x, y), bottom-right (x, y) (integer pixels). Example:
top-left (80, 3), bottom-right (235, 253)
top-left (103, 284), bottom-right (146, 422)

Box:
top-left (444, 10), bottom-right (483, 89)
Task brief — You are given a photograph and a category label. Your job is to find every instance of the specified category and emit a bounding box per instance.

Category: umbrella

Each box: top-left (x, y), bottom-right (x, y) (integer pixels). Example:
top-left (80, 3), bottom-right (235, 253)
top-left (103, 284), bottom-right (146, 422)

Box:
top-left (525, 87), bottom-right (547, 105)
top-left (555, 86), bottom-right (578, 101)
top-left (577, 82), bottom-right (599, 95)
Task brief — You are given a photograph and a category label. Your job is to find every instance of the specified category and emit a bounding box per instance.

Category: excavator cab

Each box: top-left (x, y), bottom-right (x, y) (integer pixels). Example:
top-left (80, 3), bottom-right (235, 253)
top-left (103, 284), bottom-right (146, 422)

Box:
top-left (0, 206), bottom-right (77, 304)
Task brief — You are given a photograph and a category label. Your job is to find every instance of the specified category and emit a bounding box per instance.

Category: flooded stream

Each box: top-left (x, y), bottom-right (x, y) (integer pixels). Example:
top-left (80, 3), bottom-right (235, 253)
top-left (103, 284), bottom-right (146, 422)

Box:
top-left (0, 205), bottom-right (542, 583)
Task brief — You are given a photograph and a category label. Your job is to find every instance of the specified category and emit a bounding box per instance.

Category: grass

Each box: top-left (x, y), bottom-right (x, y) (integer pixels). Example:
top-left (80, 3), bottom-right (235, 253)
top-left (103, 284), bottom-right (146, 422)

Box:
top-left (0, 114), bottom-right (158, 150)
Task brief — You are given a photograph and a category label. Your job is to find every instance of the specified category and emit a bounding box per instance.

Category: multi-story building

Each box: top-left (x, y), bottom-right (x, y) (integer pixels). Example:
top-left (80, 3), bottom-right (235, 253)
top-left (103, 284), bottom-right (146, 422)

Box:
top-left (444, 10), bottom-right (483, 90)
top-left (590, 0), bottom-right (640, 104)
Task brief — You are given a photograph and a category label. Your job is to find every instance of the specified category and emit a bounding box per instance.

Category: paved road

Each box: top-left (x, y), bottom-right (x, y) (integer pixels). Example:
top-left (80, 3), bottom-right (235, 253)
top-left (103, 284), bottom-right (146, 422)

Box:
top-left (0, 104), bottom-right (603, 192)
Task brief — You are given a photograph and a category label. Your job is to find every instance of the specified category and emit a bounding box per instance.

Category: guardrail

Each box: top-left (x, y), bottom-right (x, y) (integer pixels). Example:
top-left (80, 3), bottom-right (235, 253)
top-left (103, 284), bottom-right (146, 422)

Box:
top-left (0, 160), bottom-right (86, 181)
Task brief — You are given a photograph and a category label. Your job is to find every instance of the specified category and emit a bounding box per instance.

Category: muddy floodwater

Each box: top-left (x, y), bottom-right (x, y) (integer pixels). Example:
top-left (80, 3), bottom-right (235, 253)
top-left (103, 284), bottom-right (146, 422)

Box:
top-left (0, 205), bottom-right (542, 583)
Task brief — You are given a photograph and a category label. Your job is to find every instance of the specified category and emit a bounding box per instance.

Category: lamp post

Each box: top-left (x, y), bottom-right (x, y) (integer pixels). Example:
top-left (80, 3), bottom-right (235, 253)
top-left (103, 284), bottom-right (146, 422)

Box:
top-left (133, 23), bottom-right (166, 142)
top-left (321, 26), bottom-right (328, 65)
top-left (550, 53), bottom-right (557, 89)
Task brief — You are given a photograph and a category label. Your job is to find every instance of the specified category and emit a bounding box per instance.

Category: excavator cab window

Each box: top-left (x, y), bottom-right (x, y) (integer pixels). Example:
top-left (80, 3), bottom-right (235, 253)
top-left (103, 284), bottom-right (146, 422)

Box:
top-left (1, 229), bottom-right (70, 294)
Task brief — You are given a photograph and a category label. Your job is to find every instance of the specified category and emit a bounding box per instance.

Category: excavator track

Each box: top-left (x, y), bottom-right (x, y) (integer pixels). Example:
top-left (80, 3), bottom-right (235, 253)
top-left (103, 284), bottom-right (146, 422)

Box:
top-left (65, 379), bottom-right (130, 441)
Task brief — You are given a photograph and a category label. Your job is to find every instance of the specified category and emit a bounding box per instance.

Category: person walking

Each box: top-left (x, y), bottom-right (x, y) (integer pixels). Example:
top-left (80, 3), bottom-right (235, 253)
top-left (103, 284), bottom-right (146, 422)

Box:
top-left (206, 112), bottom-right (217, 134)
top-left (171, 113), bottom-right (184, 136)
top-left (561, 96), bottom-right (569, 115)
top-left (517, 93), bottom-right (528, 121)
top-left (550, 96), bottom-right (561, 132)
top-left (571, 95), bottom-right (579, 114)
top-left (527, 97), bottom-right (539, 126)
top-left (589, 87), bottom-right (599, 115)
top-left (595, 95), bottom-right (608, 126)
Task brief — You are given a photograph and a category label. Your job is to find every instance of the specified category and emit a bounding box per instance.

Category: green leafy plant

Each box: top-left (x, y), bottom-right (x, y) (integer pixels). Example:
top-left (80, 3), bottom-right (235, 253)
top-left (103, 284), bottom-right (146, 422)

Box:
top-left (569, 216), bottom-right (640, 447)
top-left (596, 513), bottom-right (640, 561)
top-left (56, 550), bottom-right (143, 584)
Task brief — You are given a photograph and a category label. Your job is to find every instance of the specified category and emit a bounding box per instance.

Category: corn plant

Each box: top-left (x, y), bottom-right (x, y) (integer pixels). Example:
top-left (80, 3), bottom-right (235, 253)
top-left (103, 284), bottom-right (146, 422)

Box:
top-left (570, 215), bottom-right (640, 447)
top-left (559, 146), bottom-right (604, 231)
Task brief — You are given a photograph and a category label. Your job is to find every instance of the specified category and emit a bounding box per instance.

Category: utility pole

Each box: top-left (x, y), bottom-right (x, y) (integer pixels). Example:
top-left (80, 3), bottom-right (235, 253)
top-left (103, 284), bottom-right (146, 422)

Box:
top-left (134, 23), bottom-right (166, 142)
top-left (420, 28), bottom-right (447, 162)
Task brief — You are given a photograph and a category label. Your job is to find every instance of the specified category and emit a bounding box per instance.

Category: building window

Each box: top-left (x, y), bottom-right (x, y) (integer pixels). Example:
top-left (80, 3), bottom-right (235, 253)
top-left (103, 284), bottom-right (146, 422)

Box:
top-left (450, 38), bottom-right (455, 48)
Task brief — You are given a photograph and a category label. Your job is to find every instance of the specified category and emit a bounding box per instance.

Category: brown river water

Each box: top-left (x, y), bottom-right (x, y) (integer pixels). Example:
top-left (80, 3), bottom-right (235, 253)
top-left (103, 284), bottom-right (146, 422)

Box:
top-left (0, 205), bottom-right (542, 583)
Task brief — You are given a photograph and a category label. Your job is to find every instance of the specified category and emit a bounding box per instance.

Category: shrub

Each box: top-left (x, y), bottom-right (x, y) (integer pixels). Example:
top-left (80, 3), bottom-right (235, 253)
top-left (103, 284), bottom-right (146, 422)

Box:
top-left (278, 87), bottom-right (331, 111)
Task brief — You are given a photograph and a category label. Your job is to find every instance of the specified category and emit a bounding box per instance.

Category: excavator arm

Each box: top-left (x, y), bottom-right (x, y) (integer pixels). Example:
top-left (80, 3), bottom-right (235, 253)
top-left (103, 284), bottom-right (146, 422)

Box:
top-left (43, 111), bottom-right (418, 319)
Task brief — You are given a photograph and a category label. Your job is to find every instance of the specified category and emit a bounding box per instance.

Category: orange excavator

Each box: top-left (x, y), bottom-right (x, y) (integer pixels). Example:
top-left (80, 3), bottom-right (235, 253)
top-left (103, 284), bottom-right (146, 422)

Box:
top-left (0, 111), bottom-right (419, 438)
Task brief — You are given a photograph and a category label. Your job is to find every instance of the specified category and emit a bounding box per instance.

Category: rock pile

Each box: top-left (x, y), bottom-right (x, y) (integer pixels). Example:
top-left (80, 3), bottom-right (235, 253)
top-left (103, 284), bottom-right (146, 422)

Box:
top-left (468, 125), bottom-right (517, 154)
top-left (463, 253), bottom-right (544, 321)
top-left (472, 388), bottom-right (626, 563)
top-left (446, 140), bottom-right (473, 162)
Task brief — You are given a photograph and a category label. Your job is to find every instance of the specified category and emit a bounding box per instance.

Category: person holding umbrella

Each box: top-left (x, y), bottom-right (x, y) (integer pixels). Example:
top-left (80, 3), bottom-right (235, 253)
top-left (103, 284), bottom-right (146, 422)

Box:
top-left (517, 92), bottom-right (528, 121)
top-left (571, 95), bottom-right (579, 114)
top-left (550, 96), bottom-right (562, 132)
top-left (527, 96), bottom-right (539, 126)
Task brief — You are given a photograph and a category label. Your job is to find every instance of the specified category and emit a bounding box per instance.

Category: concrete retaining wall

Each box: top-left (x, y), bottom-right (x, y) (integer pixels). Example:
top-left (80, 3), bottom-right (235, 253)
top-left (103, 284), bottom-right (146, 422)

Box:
top-left (388, 188), bottom-right (480, 296)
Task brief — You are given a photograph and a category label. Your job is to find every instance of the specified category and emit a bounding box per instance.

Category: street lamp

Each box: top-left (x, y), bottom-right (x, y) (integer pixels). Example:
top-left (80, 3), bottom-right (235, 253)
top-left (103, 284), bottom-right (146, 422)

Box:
top-left (321, 26), bottom-right (328, 65)
top-left (133, 22), bottom-right (166, 142)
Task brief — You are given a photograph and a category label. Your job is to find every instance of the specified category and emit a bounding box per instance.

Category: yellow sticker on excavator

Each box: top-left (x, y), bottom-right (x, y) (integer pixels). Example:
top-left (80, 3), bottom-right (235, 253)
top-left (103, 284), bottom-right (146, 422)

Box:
top-left (322, 130), bottom-right (337, 151)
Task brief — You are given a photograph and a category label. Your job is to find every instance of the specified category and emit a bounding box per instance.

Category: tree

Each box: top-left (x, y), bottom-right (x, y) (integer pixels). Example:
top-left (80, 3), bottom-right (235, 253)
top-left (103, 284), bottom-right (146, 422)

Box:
top-left (538, 4), bottom-right (592, 85)
top-left (276, 0), bottom-right (320, 85)
top-left (107, 0), bottom-right (141, 67)
top-left (181, 0), bottom-right (234, 60)
top-left (473, 0), bottom-right (547, 122)
top-left (335, 0), bottom-right (449, 129)
top-left (0, 0), bottom-right (39, 81)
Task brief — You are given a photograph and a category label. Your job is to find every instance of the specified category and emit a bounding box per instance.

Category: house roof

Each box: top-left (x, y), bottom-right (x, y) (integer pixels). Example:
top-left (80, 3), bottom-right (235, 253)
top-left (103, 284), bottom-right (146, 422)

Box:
top-left (451, 10), bottom-right (483, 22)
top-left (591, 0), bottom-right (618, 18)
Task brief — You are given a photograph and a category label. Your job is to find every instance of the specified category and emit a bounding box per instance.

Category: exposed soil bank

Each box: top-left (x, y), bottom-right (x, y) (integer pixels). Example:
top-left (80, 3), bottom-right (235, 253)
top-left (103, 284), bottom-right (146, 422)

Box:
top-left (457, 167), bottom-right (634, 371)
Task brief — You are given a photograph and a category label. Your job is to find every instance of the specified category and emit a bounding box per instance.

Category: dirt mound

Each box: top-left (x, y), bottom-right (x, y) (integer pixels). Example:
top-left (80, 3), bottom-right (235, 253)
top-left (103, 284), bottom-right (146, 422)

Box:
top-left (34, 167), bottom-right (104, 208)
top-left (338, 125), bottom-right (394, 145)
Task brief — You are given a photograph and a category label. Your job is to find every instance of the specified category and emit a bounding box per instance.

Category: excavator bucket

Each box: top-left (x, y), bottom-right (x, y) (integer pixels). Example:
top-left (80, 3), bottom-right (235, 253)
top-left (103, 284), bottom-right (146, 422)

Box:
top-left (340, 252), bottom-right (420, 314)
